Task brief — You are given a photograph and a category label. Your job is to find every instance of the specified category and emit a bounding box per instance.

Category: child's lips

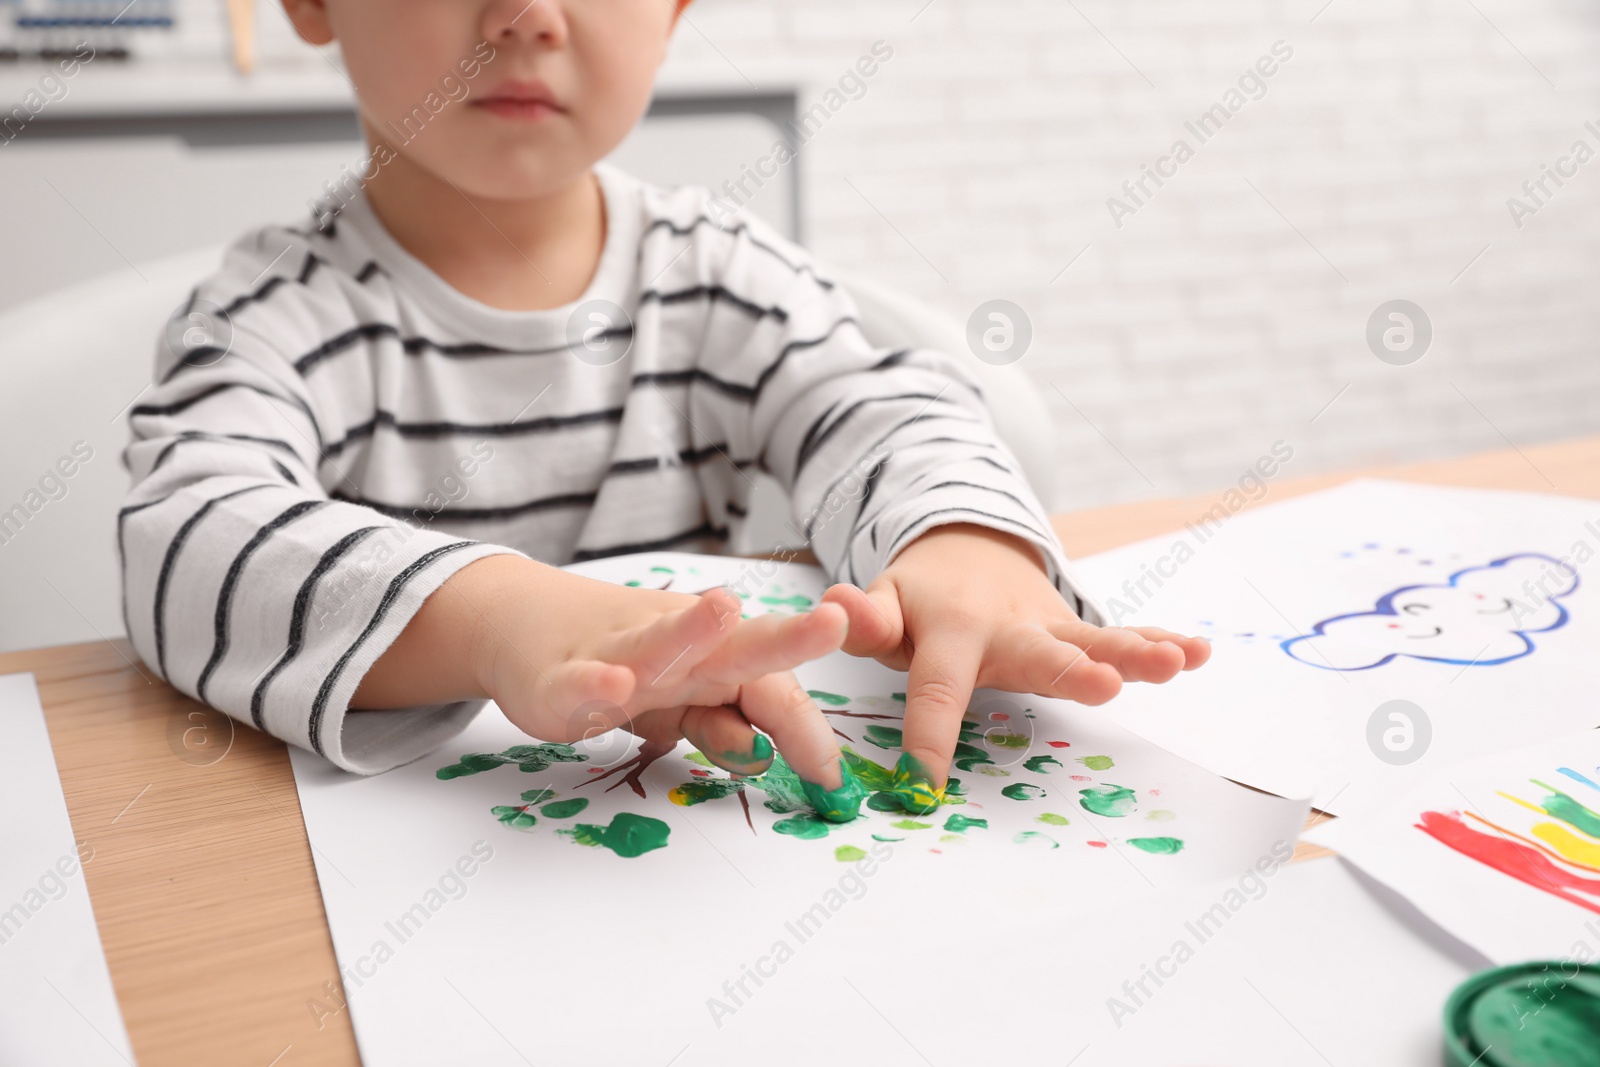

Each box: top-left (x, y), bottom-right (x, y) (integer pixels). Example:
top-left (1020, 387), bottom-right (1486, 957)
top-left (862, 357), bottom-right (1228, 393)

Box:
top-left (472, 97), bottom-right (563, 121)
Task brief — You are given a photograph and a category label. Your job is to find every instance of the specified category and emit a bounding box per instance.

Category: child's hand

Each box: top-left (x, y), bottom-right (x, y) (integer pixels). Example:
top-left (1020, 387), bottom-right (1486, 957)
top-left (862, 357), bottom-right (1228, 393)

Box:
top-left (360, 555), bottom-right (865, 818)
top-left (820, 524), bottom-right (1211, 812)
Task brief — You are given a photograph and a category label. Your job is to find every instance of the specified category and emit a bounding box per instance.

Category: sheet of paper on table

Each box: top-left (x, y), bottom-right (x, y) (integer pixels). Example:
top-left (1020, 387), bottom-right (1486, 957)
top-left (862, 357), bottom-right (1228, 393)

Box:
top-left (1307, 728), bottom-right (1600, 964)
top-left (290, 552), bottom-right (1309, 1066)
top-left (1072, 480), bottom-right (1600, 815)
top-left (0, 673), bottom-right (136, 1067)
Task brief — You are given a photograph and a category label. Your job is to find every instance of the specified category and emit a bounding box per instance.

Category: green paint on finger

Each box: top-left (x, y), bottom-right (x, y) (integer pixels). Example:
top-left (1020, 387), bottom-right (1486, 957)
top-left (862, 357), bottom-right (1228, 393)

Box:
top-left (1079, 784), bottom-right (1138, 818)
top-left (539, 798), bottom-right (589, 819)
top-left (772, 813), bottom-right (832, 840)
top-left (490, 805), bottom-right (537, 830)
top-left (890, 819), bottom-right (933, 831)
top-left (1013, 831), bottom-right (1059, 848)
top-left (1002, 783), bottom-right (1047, 801)
top-left (841, 747), bottom-right (897, 792)
top-left (834, 845), bottom-right (868, 862)
top-left (943, 814), bottom-right (988, 833)
top-left (1037, 812), bottom-right (1070, 826)
top-left (1128, 836), bottom-right (1185, 855)
top-left (1023, 755), bottom-right (1063, 773)
top-left (558, 813), bottom-right (670, 857)
top-left (1077, 755), bottom-right (1115, 771)
top-left (807, 690), bottom-right (850, 706)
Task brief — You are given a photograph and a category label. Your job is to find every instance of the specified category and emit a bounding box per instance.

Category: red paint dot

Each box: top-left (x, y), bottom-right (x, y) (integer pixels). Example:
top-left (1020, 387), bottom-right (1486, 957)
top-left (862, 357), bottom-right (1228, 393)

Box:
top-left (1150, 789), bottom-right (1161, 796)
top-left (929, 848), bottom-right (942, 855)
top-left (991, 713), bottom-right (1010, 721)
top-left (1047, 741), bottom-right (1072, 748)
top-left (690, 769), bottom-right (710, 777)
top-left (1070, 775), bottom-right (1092, 782)
top-left (1388, 623), bottom-right (1400, 629)
top-left (1087, 841), bottom-right (1107, 848)
top-left (587, 767), bottom-right (606, 774)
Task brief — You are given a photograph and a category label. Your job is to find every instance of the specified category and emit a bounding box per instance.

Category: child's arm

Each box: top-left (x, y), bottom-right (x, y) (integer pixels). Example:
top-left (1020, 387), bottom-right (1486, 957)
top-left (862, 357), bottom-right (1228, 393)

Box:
top-left (684, 208), bottom-right (1210, 811)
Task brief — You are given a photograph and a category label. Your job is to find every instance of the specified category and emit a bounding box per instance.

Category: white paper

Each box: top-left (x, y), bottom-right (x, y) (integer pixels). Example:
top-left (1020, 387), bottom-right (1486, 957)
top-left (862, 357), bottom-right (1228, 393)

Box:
top-left (1307, 728), bottom-right (1600, 964)
top-left (291, 552), bottom-right (1309, 1066)
top-left (1072, 480), bottom-right (1600, 814)
top-left (0, 673), bottom-right (136, 1067)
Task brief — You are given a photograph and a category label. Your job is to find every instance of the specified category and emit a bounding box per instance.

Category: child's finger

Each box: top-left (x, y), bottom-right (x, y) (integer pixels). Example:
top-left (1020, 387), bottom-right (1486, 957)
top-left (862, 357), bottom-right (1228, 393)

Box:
top-left (1049, 620), bottom-right (1186, 684)
top-left (679, 704), bottom-right (775, 775)
top-left (498, 657), bottom-right (635, 740)
top-left (606, 587), bottom-right (743, 690)
top-left (821, 582), bottom-right (907, 663)
top-left (895, 632), bottom-right (985, 811)
top-left (737, 672), bottom-right (863, 822)
top-left (1122, 626), bottom-right (1213, 670)
top-left (694, 602), bottom-right (848, 683)
top-left (989, 624), bottom-right (1123, 704)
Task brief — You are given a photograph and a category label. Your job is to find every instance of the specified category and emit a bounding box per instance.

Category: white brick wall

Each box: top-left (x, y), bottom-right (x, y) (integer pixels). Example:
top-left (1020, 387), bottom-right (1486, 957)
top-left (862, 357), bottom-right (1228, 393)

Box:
top-left (663, 0), bottom-right (1600, 509)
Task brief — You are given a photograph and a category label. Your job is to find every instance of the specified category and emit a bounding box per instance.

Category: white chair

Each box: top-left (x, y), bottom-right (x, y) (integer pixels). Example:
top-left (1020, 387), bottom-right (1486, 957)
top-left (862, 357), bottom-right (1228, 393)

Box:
top-left (0, 249), bottom-right (1058, 654)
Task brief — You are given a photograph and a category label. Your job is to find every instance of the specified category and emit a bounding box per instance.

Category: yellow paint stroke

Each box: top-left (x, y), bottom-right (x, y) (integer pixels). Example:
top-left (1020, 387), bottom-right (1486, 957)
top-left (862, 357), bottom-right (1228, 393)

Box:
top-left (1499, 791), bottom-right (1548, 818)
top-left (1463, 811), bottom-right (1600, 876)
top-left (1531, 821), bottom-right (1600, 869)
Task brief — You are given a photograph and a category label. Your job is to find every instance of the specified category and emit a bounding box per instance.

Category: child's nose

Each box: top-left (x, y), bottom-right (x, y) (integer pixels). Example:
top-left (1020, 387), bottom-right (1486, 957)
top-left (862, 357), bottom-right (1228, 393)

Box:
top-left (480, 0), bottom-right (570, 50)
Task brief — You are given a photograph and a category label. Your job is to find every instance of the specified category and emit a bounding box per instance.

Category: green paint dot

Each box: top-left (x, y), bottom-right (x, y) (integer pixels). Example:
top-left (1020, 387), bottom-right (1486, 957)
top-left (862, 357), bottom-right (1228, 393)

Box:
top-left (773, 813), bottom-right (832, 840)
top-left (863, 725), bottom-right (904, 751)
top-left (558, 813), bottom-right (670, 858)
top-left (1079, 784), bottom-right (1138, 818)
top-left (976, 765), bottom-right (1012, 777)
top-left (834, 845), bottom-right (868, 862)
top-left (1078, 755), bottom-right (1115, 771)
top-left (872, 835), bottom-right (905, 843)
top-left (939, 833), bottom-right (964, 843)
top-left (759, 594), bottom-right (814, 609)
top-left (1023, 755), bottom-right (1063, 774)
top-left (1127, 837), bottom-right (1185, 855)
top-left (519, 788), bottom-right (556, 804)
top-left (1037, 812), bottom-right (1070, 826)
top-left (683, 751), bottom-right (716, 769)
top-left (650, 566), bottom-right (675, 575)
top-left (807, 690), bottom-right (850, 706)
top-left (1001, 783), bottom-right (1046, 801)
top-left (891, 692), bottom-right (906, 703)
top-left (943, 814), bottom-right (988, 833)
top-left (1147, 809), bottom-right (1176, 823)
top-left (944, 777), bottom-right (967, 796)
top-left (1013, 831), bottom-right (1059, 848)
top-left (539, 798), bottom-right (589, 819)
top-left (890, 819), bottom-right (933, 831)
top-left (624, 580), bottom-right (641, 587)
top-left (987, 732), bottom-right (1031, 750)
top-left (490, 805), bottom-right (537, 830)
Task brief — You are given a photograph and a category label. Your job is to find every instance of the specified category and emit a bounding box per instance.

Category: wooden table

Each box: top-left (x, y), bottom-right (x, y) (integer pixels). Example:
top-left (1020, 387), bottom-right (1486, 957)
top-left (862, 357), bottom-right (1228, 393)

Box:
top-left (11, 434), bottom-right (1599, 1066)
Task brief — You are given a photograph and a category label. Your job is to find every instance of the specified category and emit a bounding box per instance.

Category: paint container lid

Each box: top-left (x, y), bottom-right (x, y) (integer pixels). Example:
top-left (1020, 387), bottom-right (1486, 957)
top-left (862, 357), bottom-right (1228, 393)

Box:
top-left (1444, 962), bottom-right (1600, 1067)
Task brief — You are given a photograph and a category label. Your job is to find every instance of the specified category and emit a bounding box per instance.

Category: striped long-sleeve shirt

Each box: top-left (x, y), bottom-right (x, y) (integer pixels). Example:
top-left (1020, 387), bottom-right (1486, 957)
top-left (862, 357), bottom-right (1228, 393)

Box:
top-left (121, 164), bottom-right (1101, 774)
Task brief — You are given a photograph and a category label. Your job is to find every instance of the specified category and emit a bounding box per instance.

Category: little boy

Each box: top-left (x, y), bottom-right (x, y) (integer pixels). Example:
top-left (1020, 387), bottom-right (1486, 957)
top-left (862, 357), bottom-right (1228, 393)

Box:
top-left (121, 0), bottom-right (1207, 820)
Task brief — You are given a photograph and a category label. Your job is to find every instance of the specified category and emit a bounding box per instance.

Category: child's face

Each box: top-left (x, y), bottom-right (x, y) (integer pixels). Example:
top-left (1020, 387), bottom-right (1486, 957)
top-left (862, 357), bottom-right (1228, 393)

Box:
top-left (285, 0), bottom-right (679, 199)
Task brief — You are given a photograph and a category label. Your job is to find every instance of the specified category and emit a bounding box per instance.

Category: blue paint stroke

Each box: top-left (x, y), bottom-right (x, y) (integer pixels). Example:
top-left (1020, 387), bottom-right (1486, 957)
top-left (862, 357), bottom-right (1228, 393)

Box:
top-left (1559, 767), bottom-right (1600, 795)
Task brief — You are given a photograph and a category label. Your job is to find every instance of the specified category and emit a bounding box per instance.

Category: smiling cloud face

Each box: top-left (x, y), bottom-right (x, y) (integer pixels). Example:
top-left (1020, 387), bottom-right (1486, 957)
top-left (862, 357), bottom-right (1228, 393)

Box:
top-left (1281, 554), bottom-right (1579, 671)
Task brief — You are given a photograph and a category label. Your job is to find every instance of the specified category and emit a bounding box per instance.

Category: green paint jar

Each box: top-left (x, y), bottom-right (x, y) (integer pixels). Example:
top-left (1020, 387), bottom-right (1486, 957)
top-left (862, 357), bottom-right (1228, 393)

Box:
top-left (1444, 962), bottom-right (1600, 1067)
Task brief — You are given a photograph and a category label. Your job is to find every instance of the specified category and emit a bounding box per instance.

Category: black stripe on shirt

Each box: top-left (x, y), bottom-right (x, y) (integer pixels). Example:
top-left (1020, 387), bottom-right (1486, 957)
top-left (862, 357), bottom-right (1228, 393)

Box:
top-left (881, 505), bottom-right (1050, 561)
top-left (308, 540), bottom-right (480, 756)
top-left (570, 520), bottom-right (729, 562)
top-left (251, 525), bottom-right (383, 730)
top-left (641, 216), bottom-right (836, 289)
top-left (151, 483), bottom-right (278, 681)
top-left (320, 406), bottom-right (626, 459)
top-left (129, 381), bottom-right (321, 443)
top-left (150, 432), bottom-right (301, 475)
top-left (795, 392), bottom-right (949, 474)
top-left (332, 488), bottom-right (598, 523)
top-left (194, 499), bottom-right (329, 704)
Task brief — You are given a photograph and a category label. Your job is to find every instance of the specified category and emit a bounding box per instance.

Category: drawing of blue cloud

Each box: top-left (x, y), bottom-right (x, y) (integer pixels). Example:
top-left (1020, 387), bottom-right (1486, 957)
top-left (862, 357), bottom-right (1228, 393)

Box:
top-left (1281, 553), bottom-right (1579, 671)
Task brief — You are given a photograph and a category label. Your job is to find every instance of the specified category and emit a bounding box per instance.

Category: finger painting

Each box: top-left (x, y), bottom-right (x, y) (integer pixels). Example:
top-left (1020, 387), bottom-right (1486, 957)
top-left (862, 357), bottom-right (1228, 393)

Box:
top-left (1074, 480), bottom-right (1600, 813)
top-left (1308, 729), bottom-right (1600, 963)
top-left (288, 551), bottom-right (1308, 1066)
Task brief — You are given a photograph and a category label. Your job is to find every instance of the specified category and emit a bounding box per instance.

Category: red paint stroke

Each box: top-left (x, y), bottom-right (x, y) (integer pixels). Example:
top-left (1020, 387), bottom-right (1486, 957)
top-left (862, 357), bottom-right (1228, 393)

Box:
top-left (991, 713), bottom-right (1011, 721)
top-left (690, 769), bottom-right (710, 777)
top-left (1070, 775), bottom-right (1092, 782)
top-left (1087, 840), bottom-right (1108, 849)
top-left (1047, 741), bottom-right (1072, 748)
top-left (1416, 810), bottom-right (1600, 915)
top-left (576, 739), bottom-right (676, 799)
top-left (1464, 811), bottom-right (1600, 876)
